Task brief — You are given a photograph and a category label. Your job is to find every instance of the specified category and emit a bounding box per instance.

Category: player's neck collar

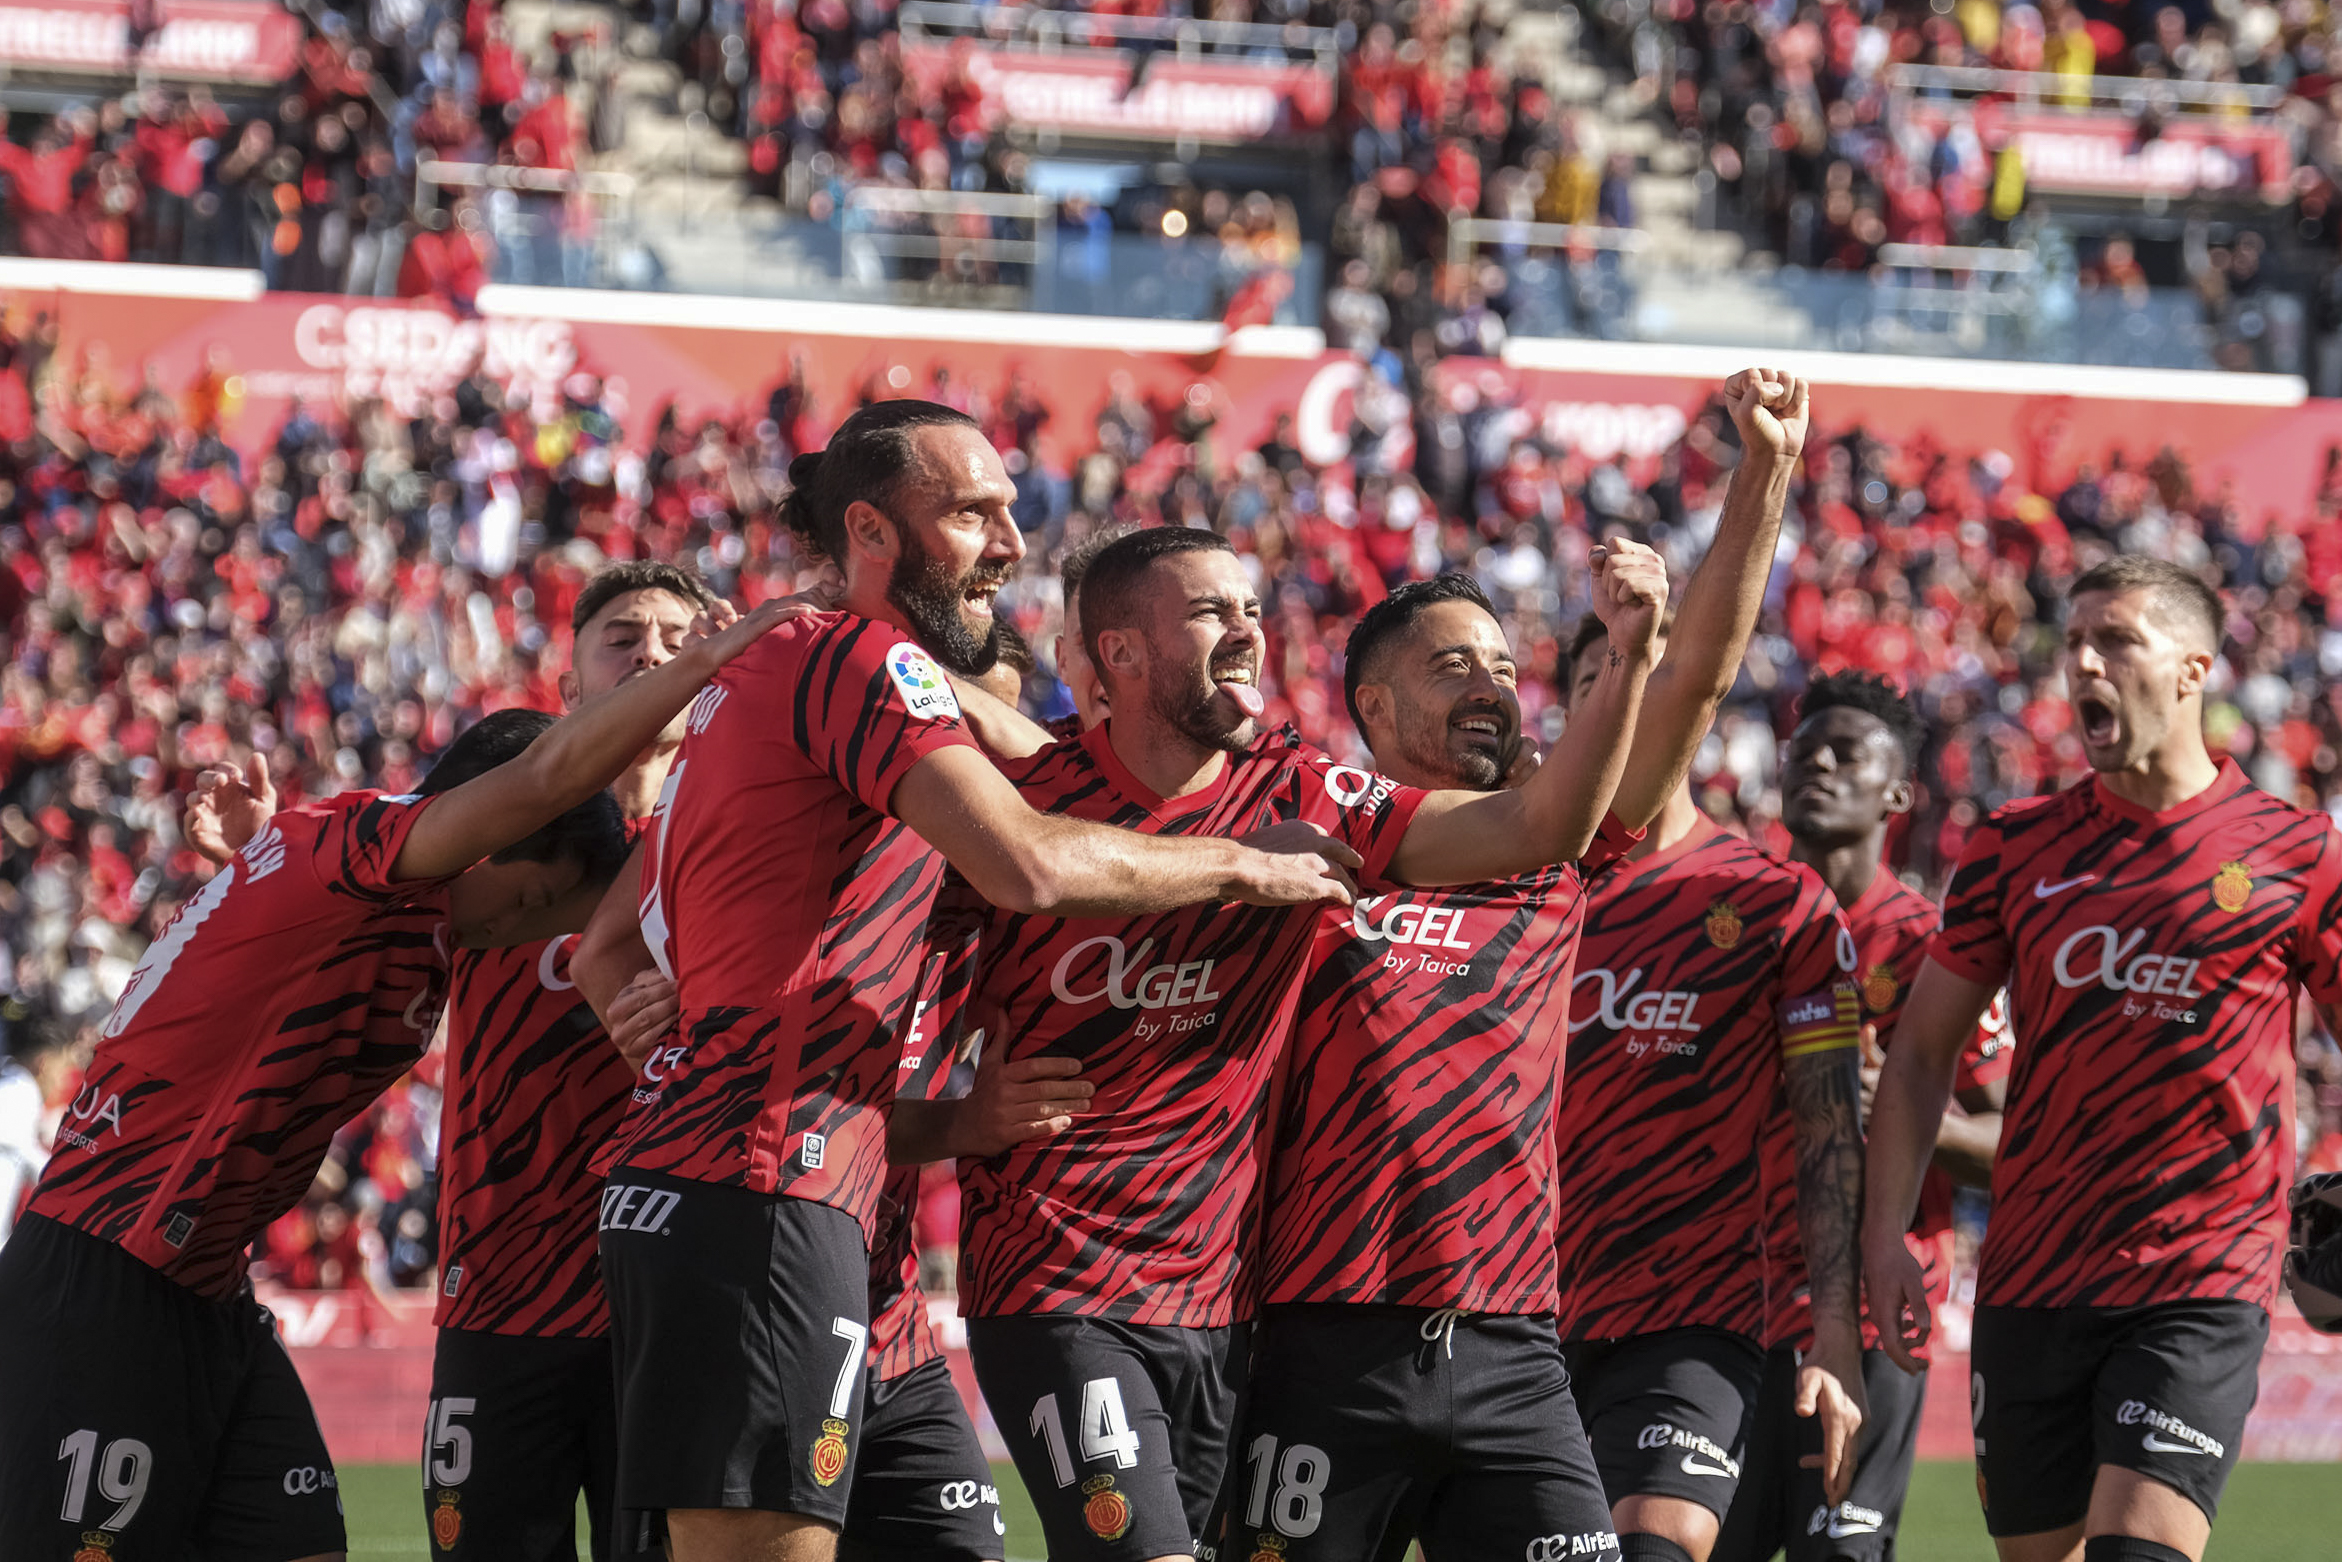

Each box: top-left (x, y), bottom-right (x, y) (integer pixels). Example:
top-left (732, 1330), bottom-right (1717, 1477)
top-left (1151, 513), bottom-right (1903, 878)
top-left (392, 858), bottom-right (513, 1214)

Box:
top-left (1082, 720), bottom-right (1230, 821)
top-left (2087, 754), bottom-right (2241, 826)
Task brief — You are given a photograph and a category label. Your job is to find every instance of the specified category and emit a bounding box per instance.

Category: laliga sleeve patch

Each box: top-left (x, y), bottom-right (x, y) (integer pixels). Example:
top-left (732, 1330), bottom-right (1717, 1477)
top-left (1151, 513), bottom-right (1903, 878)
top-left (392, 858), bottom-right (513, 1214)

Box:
top-left (885, 642), bottom-right (962, 722)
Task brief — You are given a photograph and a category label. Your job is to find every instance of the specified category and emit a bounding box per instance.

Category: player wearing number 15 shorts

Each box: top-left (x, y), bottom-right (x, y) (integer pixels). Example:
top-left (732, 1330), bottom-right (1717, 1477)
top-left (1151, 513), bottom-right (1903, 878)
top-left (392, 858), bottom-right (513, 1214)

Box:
top-left (1866, 557), bottom-right (2342, 1562)
top-left (0, 636), bottom-right (766, 1561)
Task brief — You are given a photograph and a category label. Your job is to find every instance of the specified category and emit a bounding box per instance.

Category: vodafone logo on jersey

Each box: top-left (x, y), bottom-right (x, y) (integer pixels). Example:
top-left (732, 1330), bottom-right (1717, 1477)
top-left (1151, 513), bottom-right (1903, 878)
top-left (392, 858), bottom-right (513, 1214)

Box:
top-left (1570, 967), bottom-right (1703, 1057)
top-left (1350, 895), bottom-right (1477, 978)
top-left (2051, 926), bottom-right (2207, 1022)
top-left (1050, 935), bottom-right (1224, 1042)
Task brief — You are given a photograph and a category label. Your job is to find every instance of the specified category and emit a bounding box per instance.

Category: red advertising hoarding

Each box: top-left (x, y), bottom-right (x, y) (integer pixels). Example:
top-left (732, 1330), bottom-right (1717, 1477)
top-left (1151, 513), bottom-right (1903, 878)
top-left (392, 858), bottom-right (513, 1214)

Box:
top-left (1904, 99), bottom-right (2295, 201)
top-left (0, 0), bottom-right (302, 84)
top-left (902, 41), bottom-right (1333, 141)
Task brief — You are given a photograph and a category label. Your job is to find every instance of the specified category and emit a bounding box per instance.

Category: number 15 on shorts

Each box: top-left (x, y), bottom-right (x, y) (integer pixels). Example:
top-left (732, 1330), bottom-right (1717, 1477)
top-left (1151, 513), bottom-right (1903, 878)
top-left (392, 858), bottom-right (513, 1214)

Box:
top-left (1029, 1381), bottom-right (1141, 1486)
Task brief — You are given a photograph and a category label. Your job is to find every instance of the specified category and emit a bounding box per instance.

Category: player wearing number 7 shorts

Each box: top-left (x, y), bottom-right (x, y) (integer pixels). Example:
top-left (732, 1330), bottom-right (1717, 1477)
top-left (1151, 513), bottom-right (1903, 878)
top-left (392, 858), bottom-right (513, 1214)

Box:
top-left (0, 596), bottom-right (795, 1560)
top-left (898, 524), bottom-right (1670, 1562)
top-left (1865, 557), bottom-right (2342, 1562)
top-left (1225, 368), bottom-right (1807, 1562)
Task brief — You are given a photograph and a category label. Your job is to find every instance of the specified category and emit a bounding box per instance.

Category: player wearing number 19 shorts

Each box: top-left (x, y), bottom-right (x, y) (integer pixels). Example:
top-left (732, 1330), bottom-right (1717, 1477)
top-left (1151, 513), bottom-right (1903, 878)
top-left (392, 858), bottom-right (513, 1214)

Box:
top-left (1866, 557), bottom-right (2342, 1562)
top-left (1226, 368), bottom-right (1807, 1562)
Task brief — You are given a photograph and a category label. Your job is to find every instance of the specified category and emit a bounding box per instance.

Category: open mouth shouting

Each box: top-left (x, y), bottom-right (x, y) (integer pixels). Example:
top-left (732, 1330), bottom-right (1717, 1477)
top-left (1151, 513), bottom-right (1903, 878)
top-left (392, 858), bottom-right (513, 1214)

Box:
top-left (2074, 686), bottom-right (2123, 750)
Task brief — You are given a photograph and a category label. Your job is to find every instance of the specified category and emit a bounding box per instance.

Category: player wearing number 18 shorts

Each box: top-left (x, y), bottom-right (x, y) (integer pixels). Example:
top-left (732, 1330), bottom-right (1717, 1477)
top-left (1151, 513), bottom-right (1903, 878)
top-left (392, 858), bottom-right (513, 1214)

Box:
top-left (904, 524), bottom-right (1668, 1562)
top-left (1225, 368), bottom-right (1808, 1562)
top-left (1866, 557), bottom-right (2342, 1562)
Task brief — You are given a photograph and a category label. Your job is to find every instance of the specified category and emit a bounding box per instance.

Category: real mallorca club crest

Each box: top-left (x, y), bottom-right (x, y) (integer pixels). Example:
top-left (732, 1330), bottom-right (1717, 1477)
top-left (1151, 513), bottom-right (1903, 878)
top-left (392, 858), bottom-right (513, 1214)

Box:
top-left (73, 1533), bottom-right (114, 1562)
top-left (1249, 1535), bottom-right (1289, 1562)
top-left (811, 1418), bottom-right (851, 1486)
top-left (1082, 1474), bottom-right (1132, 1541)
top-left (2213, 861), bottom-right (2253, 913)
top-left (1861, 963), bottom-right (1900, 1015)
top-left (431, 1489), bottom-right (462, 1551)
top-left (1705, 899), bottom-right (1744, 951)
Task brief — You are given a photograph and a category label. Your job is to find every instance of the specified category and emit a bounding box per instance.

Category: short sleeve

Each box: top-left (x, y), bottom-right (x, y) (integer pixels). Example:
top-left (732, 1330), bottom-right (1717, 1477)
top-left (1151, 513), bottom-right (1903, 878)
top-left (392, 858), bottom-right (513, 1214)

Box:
top-left (1927, 816), bottom-right (2014, 989)
top-left (1955, 988), bottom-right (2015, 1092)
top-left (1292, 752), bottom-right (1429, 884)
top-left (2291, 828), bottom-right (2342, 1007)
top-left (1778, 872), bottom-right (1862, 1058)
top-left (302, 791), bottom-right (437, 901)
top-left (804, 626), bottom-right (982, 818)
top-left (1581, 811), bottom-right (1646, 874)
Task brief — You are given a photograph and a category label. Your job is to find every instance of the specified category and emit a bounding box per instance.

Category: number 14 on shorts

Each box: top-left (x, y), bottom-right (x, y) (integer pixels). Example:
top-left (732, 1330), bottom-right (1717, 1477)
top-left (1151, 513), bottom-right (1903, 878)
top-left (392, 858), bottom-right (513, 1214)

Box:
top-left (1029, 1381), bottom-right (1142, 1485)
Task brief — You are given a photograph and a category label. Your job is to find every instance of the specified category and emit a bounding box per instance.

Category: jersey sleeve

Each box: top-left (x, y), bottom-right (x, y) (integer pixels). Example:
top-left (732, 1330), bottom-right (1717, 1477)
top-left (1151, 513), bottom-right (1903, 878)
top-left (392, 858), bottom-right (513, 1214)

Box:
top-left (1777, 872), bottom-right (1862, 1059)
top-left (2291, 828), bottom-right (2342, 1008)
top-left (301, 790), bottom-right (438, 901)
top-left (1294, 751), bottom-right (1428, 884)
top-left (1927, 815), bottom-right (2014, 988)
top-left (1582, 811), bottom-right (1645, 874)
top-left (805, 628), bottom-right (983, 818)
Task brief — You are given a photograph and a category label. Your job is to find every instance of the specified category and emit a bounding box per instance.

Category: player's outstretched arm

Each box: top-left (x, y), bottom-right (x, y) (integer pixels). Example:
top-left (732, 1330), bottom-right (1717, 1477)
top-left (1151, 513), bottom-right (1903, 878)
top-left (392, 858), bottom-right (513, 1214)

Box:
top-left (574, 841), bottom-right (658, 1027)
top-left (891, 746), bottom-right (1362, 916)
top-left (1786, 1032), bottom-right (1870, 1504)
top-left (389, 598), bottom-right (801, 884)
top-left (1863, 957), bottom-right (1996, 1372)
top-left (1607, 369), bottom-right (1806, 831)
top-left (1387, 540), bottom-right (1665, 887)
top-left (950, 676), bottom-right (1057, 761)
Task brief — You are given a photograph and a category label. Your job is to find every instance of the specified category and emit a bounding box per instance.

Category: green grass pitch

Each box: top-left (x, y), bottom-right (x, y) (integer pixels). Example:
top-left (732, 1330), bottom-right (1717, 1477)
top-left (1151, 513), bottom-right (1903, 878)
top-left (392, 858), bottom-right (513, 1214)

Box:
top-left (338, 1459), bottom-right (2342, 1559)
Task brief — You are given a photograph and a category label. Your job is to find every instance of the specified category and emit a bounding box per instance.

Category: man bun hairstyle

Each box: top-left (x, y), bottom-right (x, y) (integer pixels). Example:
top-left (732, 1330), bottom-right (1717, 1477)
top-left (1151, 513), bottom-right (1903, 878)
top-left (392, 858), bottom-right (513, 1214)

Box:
top-left (1797, 668), bottom-right (1923, 771)
top-left (1343, 573), bottom-right (1498, 732)
top-left (416, 708), bottom-right (628, 885)
top-left (1077, 526), bottom-right (1237, 670)
top-left (778, 399), bottom-right (981, 563)
top-left (2068, 555), bottom-right (2224, 655)
top-left (571, 560), bottom-right (717, 637)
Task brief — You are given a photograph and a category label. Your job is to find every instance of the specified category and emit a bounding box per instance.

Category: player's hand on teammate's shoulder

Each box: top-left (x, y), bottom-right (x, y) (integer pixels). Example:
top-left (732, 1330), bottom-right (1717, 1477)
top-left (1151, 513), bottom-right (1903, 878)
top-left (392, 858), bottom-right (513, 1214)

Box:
top-left (184, 751), bottom-right (276, 867)
top-left (1234, 821), bottom-right (1365, 909)
top-left (1722, 365), bottom-right (1811, 464)
top-left (1503, 732), bottom-right (1543, 789)
top-left (1587, 536), bottom-right (1669, 663)
top-left (683, 577), bottom-right (840, 667)
top-left (606, 971), bottom-right (680, 1070)
top-left (962, 1052), bottom-right (1096, 1155)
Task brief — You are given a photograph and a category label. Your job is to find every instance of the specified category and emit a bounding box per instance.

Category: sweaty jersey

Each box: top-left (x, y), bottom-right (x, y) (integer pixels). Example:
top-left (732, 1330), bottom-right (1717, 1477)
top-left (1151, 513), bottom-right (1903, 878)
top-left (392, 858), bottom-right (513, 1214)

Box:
top-left (956, 724), bottom-right (1425, 1327)
top-left (1759, 869), bottom-right (2012, 1351)
top-left (1554, 818), bottom-right (1860, 1342)
top-left (1931, 760), bottom-right (2342, 1311)
top-left (29, 792), bottom-right (449, 1299)
top-left (1260, 815), bottom-right (1639, 1313)
top-left (435, 815), bottom-right (654, 1336)
top-left (603, 612), bottom-right (980, 1237)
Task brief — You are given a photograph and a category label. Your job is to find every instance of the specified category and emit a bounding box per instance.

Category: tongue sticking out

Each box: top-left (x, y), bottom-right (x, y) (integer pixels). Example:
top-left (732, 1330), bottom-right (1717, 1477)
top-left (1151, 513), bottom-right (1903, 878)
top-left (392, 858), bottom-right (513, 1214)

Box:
top-left (1219, 679), bottom-right (1265, 719)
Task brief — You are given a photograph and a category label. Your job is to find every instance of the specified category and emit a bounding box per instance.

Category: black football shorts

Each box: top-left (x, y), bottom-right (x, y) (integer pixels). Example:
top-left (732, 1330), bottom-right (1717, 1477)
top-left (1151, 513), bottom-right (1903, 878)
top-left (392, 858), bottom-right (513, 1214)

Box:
top-left (1969, 1300), bottom-right (2266, 1537)
top-left (599, 1173), bottom-right (872, 1534)
top-left (1226, 1304), bottom-right (1617, 1562)
top-left (967, 1313), bottom-right (1245, 1562)
top-left (841, 1356), bottom-right (1004, 1562)
top-left (1563, 1325), bottom-right (1766, 1520)
top-left (425, 1326), bottom-right (657, 1561)
top-left (1713, 1345), bottom-right (1928, 1562)
top-left (0, 1213), bottom-right (346, 1560)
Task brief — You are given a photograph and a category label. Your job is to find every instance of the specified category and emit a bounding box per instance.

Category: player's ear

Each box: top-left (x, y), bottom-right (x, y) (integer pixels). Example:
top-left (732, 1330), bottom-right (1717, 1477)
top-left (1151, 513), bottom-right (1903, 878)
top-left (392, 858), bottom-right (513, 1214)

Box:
top-left (556, 667), bottom-right (583, 712)
top-left (1094, 625), bottom-right (1143, 688)
top-left (1353, 681), bottom-right (1394, 740)
top-left (2176, 647), bottom-right (2215, 700)
top-left (842, 498), bottom-right (899, 564)
top-left (1884, 774), bottom-right (1914, 816)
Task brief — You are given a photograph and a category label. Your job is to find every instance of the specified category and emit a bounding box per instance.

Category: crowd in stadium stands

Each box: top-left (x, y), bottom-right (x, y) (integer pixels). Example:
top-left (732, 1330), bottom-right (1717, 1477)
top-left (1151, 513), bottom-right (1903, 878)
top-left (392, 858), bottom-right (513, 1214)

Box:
top-left (4, 334), bottom-right (2342, 1276)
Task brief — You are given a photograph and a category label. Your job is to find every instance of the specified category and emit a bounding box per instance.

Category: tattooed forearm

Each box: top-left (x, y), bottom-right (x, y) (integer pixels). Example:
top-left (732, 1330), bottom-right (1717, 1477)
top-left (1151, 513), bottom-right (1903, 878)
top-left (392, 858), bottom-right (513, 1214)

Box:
top-left (1786, 1043), bottom-right (1866, 1338)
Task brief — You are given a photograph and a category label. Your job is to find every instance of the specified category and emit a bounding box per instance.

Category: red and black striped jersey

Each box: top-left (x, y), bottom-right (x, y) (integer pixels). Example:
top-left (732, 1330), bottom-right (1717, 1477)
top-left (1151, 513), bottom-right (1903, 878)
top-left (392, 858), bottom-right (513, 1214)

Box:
top-left (28, 791), bottom-right (449, 1299)
top-left (1758, 870), bottom-right (2012, 1351)
top-left (867, 1165), bottom-right (941, 1381)
top-left (602, 613), bottom-right (980, 1239)
top-left (955, 724), bottom-right (1425, 1327)
top-left (434, 815), bottom-right (655, 1337)
top-left (1930, 759), bottom-right (2342, 1311)
top-left (1554, 818), bottom-right (1859, 1342)
top-left (1259, 816), bottom-right (1640, 1313)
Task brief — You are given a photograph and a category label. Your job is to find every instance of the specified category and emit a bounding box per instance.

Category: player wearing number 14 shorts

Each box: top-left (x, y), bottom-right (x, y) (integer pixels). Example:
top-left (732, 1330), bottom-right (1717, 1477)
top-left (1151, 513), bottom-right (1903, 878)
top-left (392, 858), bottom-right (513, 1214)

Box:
top-left (1866, 557), bottom-right (2342, 1562)
top-left (1226, 367), bottom-right (1808, 1562)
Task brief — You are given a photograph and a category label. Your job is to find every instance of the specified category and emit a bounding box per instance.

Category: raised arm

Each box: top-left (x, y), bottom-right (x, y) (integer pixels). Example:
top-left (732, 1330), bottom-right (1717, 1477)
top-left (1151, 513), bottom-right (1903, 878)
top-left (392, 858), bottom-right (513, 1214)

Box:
top-left (1388, 540), bottom-right (1665, 887)
top-left (390, 599), bottom-right (798, 883)
top-left (1862, 957), bottom-right (1999, 1371)
top-left (890, 747), bottom-right (1360, 917)
top-left (1608, 370), bottom-right (1806, 830)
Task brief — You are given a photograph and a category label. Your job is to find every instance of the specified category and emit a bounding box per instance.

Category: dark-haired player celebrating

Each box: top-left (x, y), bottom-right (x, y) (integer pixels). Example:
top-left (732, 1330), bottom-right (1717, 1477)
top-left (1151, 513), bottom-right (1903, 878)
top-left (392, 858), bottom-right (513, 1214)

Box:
top-left (0, 595), bottom-right (792, 1562)
top-left (1228, 367), bottom-right (1811, 1562)
top-left (571, 401), bottom-right (1362, 1562)
top-left (1555, 621), bottom-right (1867, 1557)
top-left (1718, 670), bottom-right (2007, 1562)
top-left (901, 521), bottom-right (1668, 1562)
top-left (1865, 556), bottom-right (2342, 1562)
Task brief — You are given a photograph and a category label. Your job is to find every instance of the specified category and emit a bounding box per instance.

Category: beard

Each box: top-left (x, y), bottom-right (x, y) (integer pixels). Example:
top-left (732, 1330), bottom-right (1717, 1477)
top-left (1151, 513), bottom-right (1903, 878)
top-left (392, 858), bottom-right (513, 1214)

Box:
top-left (1398, 703), bottom-right (1510, 792)
top-left (1146, 659), bottom-right (1256, 755)
top-left (887, 523), bottom-right (1007, 677)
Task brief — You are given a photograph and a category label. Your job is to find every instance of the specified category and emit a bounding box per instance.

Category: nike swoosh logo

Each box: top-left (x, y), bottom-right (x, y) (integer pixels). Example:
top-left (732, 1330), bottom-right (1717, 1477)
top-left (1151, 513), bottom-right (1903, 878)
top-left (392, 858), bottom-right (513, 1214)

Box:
top-left (2034, 874), bottom-right (2098, 899)
top-left (1680, 1454), bottom-right (1735, 1478)
top-left (2142, 1433), bottom-right (2209, 1455)
top-left (1827, 1519), bottom-right (1882, 1538)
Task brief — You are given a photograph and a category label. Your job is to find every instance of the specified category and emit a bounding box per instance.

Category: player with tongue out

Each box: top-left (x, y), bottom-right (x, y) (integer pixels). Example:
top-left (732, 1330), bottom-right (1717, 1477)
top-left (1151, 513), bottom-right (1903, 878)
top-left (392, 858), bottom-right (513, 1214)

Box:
top-left (894, 522), bottom-right (1671, 1562)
